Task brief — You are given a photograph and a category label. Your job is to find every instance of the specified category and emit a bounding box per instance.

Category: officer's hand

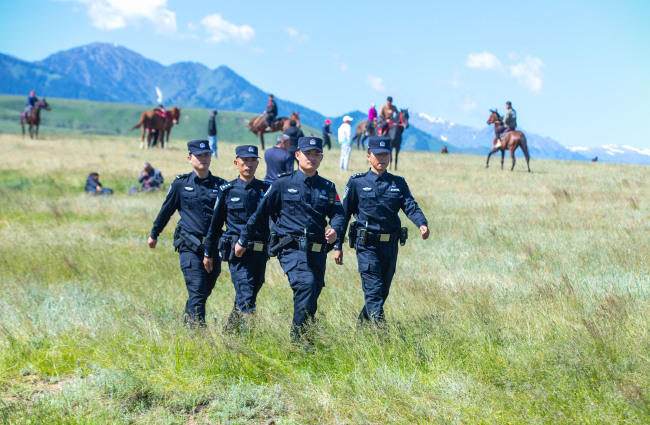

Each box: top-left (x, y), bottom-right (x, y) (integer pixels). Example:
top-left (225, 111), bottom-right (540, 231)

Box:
top-left (325, 228), bottom-right (337, 243)
top-left (334, 249), bottom-right (343, 265)
top-left (420, 225), bottom-right (430, 240)
top-left (234, 243), bottom-right (247, 257)
top-left (148, 237), bottom-right (157, 248)
top-left (203, 257), bottom-right (213, 273)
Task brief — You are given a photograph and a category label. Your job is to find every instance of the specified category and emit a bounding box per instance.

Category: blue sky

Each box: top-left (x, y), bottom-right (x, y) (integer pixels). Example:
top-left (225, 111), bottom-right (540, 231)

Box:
top-left (1, 0), bottom-right (649, 149)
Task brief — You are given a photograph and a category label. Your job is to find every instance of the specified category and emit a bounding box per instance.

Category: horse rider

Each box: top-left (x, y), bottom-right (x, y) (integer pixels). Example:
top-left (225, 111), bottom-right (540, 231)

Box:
top-left (154, 104), bottom-right (168, 119)
top-left (265, 94), bottom-right (278, 131)
top-left (497, 101), bottom-right (517, 140)
top-left (367, 103), bottom-right (378, 134)
top-left (25, 90), bottom-right (38, 117)
top-left (379, 96), bottom-right (398, 136)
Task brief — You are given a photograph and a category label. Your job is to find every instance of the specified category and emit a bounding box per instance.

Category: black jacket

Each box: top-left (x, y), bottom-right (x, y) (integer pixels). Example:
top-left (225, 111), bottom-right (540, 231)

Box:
top-left (283, 125), bottom-right (304, 153)
top-left (208, 114), bottom-right (217, 136)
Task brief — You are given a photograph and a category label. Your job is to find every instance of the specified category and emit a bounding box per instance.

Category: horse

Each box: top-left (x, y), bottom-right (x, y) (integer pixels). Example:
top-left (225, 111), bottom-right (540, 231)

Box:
top-left (248, 112), bottom-right (300, 150)
top-left (21, 99), bottom-right (51, 139)
top-left (486, 109), bottom-right (530, 172)
top-left (352, 119), bottom-right (378, 150)
top-left (386, 109), bottom-right (409, 171)
top-left (131, 107), bottom-right (181, 149)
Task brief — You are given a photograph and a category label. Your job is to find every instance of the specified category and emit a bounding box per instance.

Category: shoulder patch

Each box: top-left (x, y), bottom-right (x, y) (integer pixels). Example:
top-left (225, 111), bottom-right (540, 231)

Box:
top-left (175, 173), bottom-right (191, 180)
top-left (219, 183), bottom-right (232, 191)
top-left (276, 171), bottom-right (294, 179)
top-left (351, 172), bottom-right (366, 179)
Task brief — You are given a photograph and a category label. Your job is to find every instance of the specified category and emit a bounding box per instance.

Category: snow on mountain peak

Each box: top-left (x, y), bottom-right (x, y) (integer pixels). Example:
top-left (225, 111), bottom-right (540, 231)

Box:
top-left (418, 112), bottom-right (445, 124)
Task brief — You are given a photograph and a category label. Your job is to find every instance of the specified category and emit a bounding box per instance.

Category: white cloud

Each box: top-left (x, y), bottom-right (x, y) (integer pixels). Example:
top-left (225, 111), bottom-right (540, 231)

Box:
top-left (509, 55), bottom-right (544, 93)
top-left (284, 27), bottom-right (309, 43)
top-left (187, 22), bottom-right (197, 31)
top-left (251, 46), bottom-right (265, 54)
top-left (457, 93), bottom-right (478, 113)
top-left (465, 52), bottom-right (502, 70)
top-left (74, 0), bottom-right (177, 33)
top-left (366, 75), bottom-right (386, 92)
top-left (155, 87), bottom-right (163, 104)
top-left (201, 14), bottom-right (255, 43)
top-left (339, 63), bottom-right (348, 72)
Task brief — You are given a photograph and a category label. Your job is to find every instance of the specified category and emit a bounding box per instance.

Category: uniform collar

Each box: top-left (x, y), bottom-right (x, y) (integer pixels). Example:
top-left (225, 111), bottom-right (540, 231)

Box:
top-left (191, 170), bottom-right (212, 182)
top-left (296, 168), bottom-right (318, 183)
top-left (235, 176), bottom-right (255, 189)
top-left (367, 168), bottom-right (389, 182)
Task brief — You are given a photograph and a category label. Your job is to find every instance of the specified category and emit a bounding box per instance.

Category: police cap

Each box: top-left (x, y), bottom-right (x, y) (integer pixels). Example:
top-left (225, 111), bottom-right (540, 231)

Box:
top-left (297, 137), bottom-right (323, 152)
top-left (235, 145), bottom-right (259, 158)
top-left (187, 139), bottom-right (213, 155)
top-left (368, 136), bottom-right (391, 154)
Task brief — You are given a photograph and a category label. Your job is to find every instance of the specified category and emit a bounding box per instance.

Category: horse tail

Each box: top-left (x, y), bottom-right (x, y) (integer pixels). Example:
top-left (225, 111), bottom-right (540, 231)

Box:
top-left (131, 114), bottom-right (146, 131)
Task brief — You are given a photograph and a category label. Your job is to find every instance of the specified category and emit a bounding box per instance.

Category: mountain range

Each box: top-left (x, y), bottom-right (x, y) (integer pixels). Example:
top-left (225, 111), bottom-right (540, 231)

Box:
top-left (1, 42), bottom-right (648, 165)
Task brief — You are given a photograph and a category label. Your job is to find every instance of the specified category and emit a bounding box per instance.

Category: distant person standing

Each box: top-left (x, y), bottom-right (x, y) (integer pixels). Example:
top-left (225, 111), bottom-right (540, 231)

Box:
top-left (338, 116), bottom-right (353, 171)
top-left (283, 119), bottom-right (304, 160)
top-left (147, 140), bottom-right (226, 327)
top-left (322, 119), bottom-right (332, 151)
top-left (203, 145), bottom-right (271, 332)
top-left (264, 134), bottom-right (294, 182)
top-left (379, 96), bottom-right (398, 136)
top-left (265, 94), bottom-right (278, 131)
top-left (337, 136), bottom-right (429, 326)
top-left (85, 172), bottom-right (113, 195)
top-left (208, 109), bottom-right (218, 158)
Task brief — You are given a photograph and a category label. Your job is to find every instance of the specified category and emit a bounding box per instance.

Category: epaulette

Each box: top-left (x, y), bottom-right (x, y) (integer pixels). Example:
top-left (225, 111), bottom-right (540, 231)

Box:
top-left (175, 173), bottom-right (191, 180)
top-left (276, 171), bottom-right (294, 179)
top-left (351, 172), bottom-right (366, 179)
top-left (219, 182), bottom-right (232, 191)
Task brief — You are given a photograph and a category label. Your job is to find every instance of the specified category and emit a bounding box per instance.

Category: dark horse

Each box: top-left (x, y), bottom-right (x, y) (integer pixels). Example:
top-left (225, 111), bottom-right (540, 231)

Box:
top-left (248, 112), bottom-right (300, 150)
top-left (352, 119), bottom-right (378, 150)
top-left (131, 107), bottom-right (181, 149)
top-left (387, 109), bottom-right (409, 171)
top-left (21, 99), bottom-right (51, 139)
top-left (486, 109), bottom-right (530, 172)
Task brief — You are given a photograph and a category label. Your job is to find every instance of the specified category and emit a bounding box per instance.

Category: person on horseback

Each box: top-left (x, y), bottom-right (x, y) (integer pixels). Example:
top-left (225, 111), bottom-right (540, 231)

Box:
top-left (497, 101), bottom-right (517, 140)
top-left (25, 90), bottom-right (38, 117)
top-left (367, 103), bottom-right (378, 134)
top-left (154, 104), bottom-right (168, 119)
top-left (264, 94), bottom-right (278, 131)
top-left (379, 96), bottom-right (398, 136)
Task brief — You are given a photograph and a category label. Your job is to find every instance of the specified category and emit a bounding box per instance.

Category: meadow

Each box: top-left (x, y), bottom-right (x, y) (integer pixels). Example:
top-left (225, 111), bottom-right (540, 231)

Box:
top-left (0, 130), bottom-right (648, 424)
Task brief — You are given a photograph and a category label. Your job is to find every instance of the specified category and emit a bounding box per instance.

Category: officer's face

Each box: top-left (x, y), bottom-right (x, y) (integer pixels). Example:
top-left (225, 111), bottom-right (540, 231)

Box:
top-left (188, 153), bottom-right (211, 172)
top-left (234, 157), bottom-right (259, 178)
top-left (296, 149), bottom-right (323, 173)
top-left (368, 151), bottom-right (390, 173)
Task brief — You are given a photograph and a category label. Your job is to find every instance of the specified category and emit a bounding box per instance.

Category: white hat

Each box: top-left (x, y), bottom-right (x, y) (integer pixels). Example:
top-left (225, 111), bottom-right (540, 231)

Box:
top-left (343, 115), bottom-right (353, 122)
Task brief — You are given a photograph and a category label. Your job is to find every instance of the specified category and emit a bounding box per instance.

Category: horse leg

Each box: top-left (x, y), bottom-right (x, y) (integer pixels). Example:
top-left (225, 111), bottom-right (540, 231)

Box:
top-left (35, 125), bottom-right (39, 140)
top-left (501, 150), bottom-right (505, 170)
top-left (260, 132), bottom-right (265, 151)
top-left (520, 138), bottom-right (531, 172)
top-left (510, 147), bottom-right (516, 171)
top-left (140, 127), bottom-right (146, 149)
top-left (394, 148), bottom-right (399, 171)
top-left (486, 148), bottom-right (498, 168)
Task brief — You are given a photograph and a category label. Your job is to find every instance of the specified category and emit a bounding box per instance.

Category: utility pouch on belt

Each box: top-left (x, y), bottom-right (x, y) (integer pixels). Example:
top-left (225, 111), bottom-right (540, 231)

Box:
top-left (270, 234), bottom-right (293, 257)
top-left (357, 227), bottom-right (367, 247)
top-left (399, 227), bottom-right (408, 246)
top-left (268, 232), bottom-right (279, 257)
top-left (173, 226), bottom-right (183, 252)
top-left (217, 237), bottom-right (231, 262)
top-left (348, 221), bottom-right (358, 248)
top-left (175, 226), bottom-right (202, 253)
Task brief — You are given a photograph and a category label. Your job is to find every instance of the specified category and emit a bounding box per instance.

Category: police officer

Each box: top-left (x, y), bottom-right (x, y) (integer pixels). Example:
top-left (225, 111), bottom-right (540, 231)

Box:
top-left (234, 137), bottom-right (345, 344)
top-left (147, 140), bottom-right (226, 326)
top-left (203, 145), bottom-right (271, 331)
top-left (336, 136), bottom-right (429, 325)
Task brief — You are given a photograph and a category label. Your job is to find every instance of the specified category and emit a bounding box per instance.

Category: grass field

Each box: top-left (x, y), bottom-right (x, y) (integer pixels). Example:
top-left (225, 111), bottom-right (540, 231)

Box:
top-left (0, 131), bottom-right (648, 424)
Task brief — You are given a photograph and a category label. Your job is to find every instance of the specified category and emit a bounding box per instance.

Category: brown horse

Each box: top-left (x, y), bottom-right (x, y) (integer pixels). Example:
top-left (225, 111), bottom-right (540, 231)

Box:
top-left (352, 119), bottom-right (378, 150)
top-left (387, 109), bottom-right (409, 171)
top-left (131, 107), bottom-right (181, 149)
top-left (486, 109), bottom-right (530, 172)
top-left (248, 112), bottom-right (299, 150)
top-left (21, 99), bottom-right (51, 139)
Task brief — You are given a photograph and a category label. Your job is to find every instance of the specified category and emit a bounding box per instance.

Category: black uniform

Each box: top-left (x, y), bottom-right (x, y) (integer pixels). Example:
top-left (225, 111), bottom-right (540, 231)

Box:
top-left (322, 123), bottom-right (331, 150)
top-left (204, 177), bottom-right (271, 328)
top-left (283, 125), bottom-right (305, 158)
top-left (265, 99), bottom-right (278, 128)
top-left (341, 167), bottom-right (428, 323)
top-left (150, 170), bottom-right (226, 324)
top-left (239, 145), bottom-right (345, 341)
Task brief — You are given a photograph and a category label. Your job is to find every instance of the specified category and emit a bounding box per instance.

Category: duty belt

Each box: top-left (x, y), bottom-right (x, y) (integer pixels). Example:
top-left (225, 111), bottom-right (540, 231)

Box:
top-left (291, 238), bottom-right (328, 252)
top-left (365, 231), bottom-right (400, 242)
top-left (246, 240), bottom-right (267, 252)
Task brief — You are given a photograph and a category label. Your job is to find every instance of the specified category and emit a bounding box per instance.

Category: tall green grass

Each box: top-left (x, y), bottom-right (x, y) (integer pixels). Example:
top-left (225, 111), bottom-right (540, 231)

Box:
top-left (0, 133), bottom-right (648, 424)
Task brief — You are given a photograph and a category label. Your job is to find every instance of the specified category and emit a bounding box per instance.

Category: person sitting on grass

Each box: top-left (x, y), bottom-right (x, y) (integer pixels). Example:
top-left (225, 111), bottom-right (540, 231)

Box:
top-left (130, 162), bottom-right (164, 195)
top-left (85, 172), bottom-right (113, 196)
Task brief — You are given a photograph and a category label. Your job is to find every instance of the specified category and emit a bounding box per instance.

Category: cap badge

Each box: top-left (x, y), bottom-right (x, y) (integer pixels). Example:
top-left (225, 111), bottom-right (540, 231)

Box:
top-left (200, 143), bottom-right (206, 148)
top-left (310, 139), bottom-right (316, 145)
top-left (380, 141), bottom-right (385, 147)
top-left (248, 147), bottom-right (254, 152)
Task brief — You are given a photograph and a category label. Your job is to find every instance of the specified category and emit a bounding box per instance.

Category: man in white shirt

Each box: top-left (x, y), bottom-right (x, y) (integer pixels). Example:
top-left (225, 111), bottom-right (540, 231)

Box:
top-left (338, 116), bottom-right (353, 171)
